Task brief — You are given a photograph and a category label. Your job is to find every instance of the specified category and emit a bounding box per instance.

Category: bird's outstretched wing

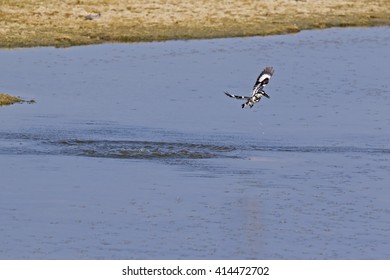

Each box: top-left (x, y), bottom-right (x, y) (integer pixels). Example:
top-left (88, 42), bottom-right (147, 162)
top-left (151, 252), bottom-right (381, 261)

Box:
top-left (224, 92), bottom-right (251, 100)
top-left (253, 66), bottom-right (274, 90)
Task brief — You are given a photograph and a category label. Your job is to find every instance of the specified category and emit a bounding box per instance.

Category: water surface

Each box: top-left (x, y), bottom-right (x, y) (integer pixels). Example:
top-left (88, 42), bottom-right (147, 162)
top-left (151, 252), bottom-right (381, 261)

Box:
top-left (1, 27), bottom-right (389, 259)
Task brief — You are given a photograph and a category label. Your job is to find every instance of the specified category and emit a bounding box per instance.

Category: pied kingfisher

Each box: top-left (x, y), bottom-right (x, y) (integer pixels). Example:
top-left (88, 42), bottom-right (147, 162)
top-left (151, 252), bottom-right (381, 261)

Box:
top-left (224, 66), bottom-right (274, 108)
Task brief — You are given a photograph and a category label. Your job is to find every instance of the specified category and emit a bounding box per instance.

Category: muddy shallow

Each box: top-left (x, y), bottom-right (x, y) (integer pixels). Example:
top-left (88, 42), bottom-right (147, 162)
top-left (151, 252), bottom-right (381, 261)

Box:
top-left (1, 27), bottom-right (389, 259)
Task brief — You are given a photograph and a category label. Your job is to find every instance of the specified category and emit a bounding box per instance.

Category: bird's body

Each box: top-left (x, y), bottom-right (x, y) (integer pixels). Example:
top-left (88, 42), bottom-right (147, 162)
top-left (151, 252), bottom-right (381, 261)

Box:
top-left (224, 66), bottom-right (274, 108)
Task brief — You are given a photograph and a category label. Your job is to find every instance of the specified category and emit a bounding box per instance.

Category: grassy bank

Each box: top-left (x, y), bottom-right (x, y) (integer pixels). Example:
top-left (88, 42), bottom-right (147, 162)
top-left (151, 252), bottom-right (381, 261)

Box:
top-left (0, 93), bottom-right (35, 106)
top-left (1, 0), bottom-right (389, 48)
top-left (0, 93), bottom-right (23, 106)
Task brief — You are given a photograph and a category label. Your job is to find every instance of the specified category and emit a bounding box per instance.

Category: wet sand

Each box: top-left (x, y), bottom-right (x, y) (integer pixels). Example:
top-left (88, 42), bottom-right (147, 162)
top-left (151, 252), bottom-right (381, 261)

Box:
top-left (1, 0), bottom-right (390, 48)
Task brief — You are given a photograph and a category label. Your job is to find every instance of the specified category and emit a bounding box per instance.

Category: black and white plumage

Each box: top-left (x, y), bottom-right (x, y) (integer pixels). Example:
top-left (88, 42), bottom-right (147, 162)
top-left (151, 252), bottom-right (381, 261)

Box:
top-left (224, 66), bottom-right (274, 108)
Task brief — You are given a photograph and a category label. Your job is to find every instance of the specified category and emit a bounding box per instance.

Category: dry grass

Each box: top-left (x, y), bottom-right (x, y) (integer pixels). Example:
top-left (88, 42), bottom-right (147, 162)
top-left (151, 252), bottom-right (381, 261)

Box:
top-left (0, 0), bottom-right (389, 48)
top-left (0, 93), bottom-right (35, 106)
top-left (0, 93), bottom-right (23, 106)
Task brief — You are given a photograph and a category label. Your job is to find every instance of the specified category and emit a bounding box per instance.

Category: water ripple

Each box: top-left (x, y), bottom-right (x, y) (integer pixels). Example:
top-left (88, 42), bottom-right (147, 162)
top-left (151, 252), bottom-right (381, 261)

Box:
top-left (1, 131), bottom-right (389, 160)
top-left (55, 139), bottom-right (237, 159)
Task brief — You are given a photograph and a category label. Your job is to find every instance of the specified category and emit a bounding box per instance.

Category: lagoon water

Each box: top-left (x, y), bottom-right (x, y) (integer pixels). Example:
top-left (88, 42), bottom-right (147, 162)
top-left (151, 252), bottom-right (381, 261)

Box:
top-left (1, 27), bottom-right (389, 259)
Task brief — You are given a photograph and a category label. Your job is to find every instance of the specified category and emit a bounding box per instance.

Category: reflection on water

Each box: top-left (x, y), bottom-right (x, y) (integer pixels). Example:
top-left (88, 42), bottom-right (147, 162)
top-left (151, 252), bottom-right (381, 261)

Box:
top-left (0, 27), bottom-right (390, 259)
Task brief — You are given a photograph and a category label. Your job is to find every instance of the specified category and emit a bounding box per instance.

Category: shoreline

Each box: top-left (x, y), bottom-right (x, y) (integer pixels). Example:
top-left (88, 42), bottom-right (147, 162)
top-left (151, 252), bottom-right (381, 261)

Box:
top-left (1, 0), bottom-right (389, 49)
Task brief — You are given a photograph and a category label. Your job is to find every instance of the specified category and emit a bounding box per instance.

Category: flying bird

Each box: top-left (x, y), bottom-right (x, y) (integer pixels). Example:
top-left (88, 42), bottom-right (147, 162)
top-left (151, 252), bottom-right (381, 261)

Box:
top-left (224, 66), bottom-right (274, 108)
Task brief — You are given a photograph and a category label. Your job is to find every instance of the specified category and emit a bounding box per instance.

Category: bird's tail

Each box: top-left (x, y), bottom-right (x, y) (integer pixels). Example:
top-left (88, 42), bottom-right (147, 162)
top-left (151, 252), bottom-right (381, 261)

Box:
top-left (262, 92), bottom-right (270, 99)
top-left (224, 92), bottom-right (250, 100)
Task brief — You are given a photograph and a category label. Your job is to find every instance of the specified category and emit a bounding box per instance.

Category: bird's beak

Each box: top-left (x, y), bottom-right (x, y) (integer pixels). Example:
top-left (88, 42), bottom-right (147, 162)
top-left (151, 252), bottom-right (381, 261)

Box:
top-left (262, 92), bottom-right (270, 99)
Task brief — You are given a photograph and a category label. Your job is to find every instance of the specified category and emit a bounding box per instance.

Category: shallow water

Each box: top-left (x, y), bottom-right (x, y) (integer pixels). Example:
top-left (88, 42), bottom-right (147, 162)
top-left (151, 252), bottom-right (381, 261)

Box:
top-left (1, 27), bottom-right (390, 259)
